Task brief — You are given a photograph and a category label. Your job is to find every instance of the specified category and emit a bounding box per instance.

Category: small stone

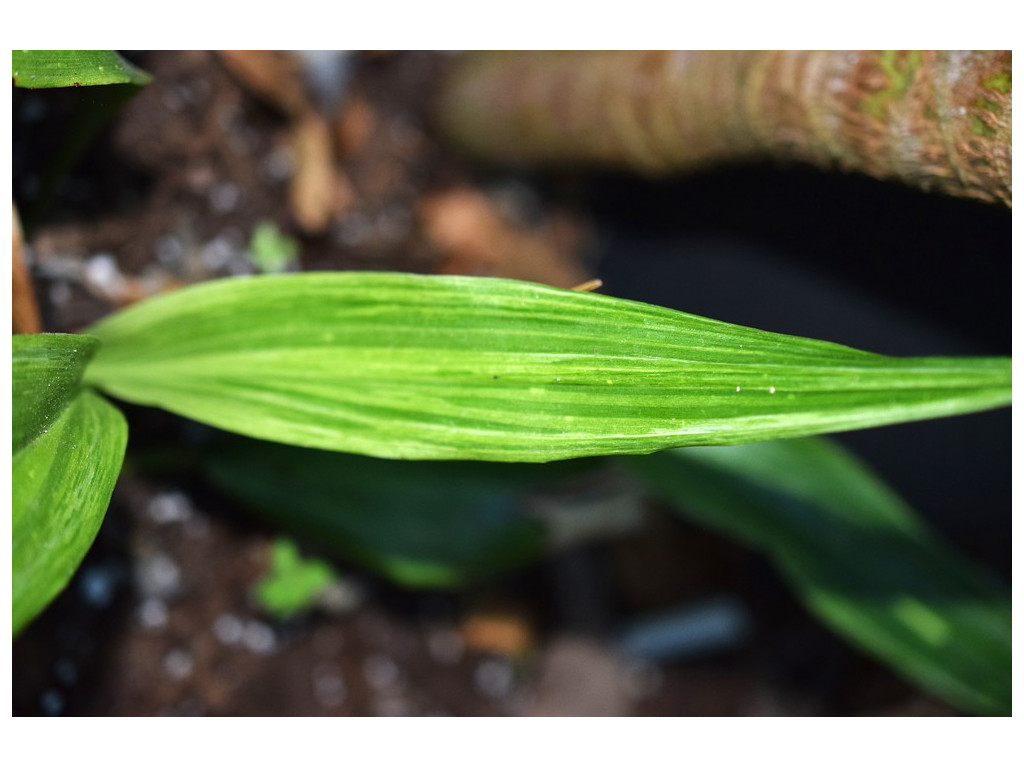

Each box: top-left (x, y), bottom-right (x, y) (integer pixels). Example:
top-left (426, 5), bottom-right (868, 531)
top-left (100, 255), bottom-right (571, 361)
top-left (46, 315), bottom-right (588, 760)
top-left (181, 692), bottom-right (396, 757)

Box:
top-left (147, 491), bottom-right (193, 524)
top-left (312, 662), bottom-right (347, 708)
top-left (213, 613), bottom-right (245, 645)
top-left (163, 649), bottom-right (194, 680)
top-left (474, 657), bottom-right (515, 699)
top-left (48, 281), bottom-right (72, 306)
top-left (53, 658), bottom-right (78, 687)
top-left (262, 145), bottom-right (295, 182)
top-left (40, 688), bottom-right (65, 716)
top-left (201, 236), bottom-right (237, 272)
top-left (134, 552), bottom-right (182, 600)
top-left (372, 695), bottom-right (412, 717)
top-left (209, 181), bottom-right (240, 213)
top-left (336, 211), bottom-right (372, 246)
top-left (620, 659), bottom-right (663, 700)
top-left (78, 564), bottom-right (119, 608)
top-left (84, 253), bottom-right (123, 294)
top-left (138, 598), bottom-right (169, 630)
top-left (316, 579), bottom-right (364, 615)
top-left (426, 626), bottom-right (464, 666)
top-left (242, 620), bottom-right (276, 655)
top-left (363, 654), bottom-right (399, 690)
top-left (154, 234), bottom-right (186, 268)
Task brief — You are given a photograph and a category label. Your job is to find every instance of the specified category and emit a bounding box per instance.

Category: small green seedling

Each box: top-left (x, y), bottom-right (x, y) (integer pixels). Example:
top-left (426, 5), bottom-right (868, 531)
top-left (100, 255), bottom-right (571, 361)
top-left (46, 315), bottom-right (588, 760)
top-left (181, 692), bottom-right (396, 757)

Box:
top-left (254, 538), bottom-right (339, 620)
top-left (247, 220), bottom-right (300, 274)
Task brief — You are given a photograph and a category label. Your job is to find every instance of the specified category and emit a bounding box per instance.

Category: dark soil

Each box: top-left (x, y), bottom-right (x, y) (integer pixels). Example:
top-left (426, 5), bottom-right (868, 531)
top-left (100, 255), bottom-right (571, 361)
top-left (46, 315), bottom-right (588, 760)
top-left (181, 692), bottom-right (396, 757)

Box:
top-left (14, 51), bottom-right (1005, 716)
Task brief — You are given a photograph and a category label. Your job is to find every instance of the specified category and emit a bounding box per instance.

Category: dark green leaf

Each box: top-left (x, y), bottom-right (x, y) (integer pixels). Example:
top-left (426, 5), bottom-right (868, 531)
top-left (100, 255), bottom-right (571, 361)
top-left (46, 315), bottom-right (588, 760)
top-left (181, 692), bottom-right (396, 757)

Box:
top-left (624, 438), bottom-right (1011, 716)
top-left (13, 333), bottom-right (101, 451)
top-left (13, 390), bottom-right (127, 635)
top-left (12, 50), bottom-right (151, 88)
top-left (202, 437), bottom-right (564, 588)
top-left (84, 272), bottom-right (1010, 462)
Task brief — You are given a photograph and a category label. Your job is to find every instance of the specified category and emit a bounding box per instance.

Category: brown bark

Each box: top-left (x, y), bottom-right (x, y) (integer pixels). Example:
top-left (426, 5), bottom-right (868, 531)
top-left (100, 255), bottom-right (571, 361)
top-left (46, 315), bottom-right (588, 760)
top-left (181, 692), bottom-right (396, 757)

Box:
top-left (436, 51), bottom-right (1011, 206)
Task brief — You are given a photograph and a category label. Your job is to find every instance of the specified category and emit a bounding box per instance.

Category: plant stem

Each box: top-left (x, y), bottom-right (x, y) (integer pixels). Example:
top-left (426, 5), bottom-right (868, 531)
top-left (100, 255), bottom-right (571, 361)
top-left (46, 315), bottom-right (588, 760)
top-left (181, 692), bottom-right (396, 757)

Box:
top-left (436, 51), bottom-right (1011, 206)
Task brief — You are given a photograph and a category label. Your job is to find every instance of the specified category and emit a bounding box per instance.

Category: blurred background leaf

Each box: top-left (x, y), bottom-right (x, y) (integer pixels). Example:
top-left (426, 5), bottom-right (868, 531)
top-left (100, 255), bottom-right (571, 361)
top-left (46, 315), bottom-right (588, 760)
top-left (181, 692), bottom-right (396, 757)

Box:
top-left (623, 437), bottom-right (1011, 715)
top-left (201, 436), bottom-right (588, 588)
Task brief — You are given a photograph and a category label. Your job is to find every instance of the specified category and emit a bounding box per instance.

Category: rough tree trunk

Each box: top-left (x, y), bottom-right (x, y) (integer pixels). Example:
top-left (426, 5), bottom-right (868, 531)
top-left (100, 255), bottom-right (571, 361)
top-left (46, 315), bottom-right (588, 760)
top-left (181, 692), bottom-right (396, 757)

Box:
top-left (436, 51), bottom-right (1011, 206)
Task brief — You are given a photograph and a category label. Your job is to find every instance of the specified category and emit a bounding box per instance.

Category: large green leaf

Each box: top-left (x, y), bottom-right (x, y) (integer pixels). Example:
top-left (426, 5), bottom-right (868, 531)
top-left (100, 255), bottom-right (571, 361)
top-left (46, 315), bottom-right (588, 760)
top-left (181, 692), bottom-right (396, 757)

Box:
top-left (202, 437), bottom-right (569, 588)
top-left (624, 438), bottom-right (1011, 716)
top-left (12, 334), bottom-right (101, 451)
top-left (12, 50), bottom-right (151, 89)
top-left (13, 389), bottom-right (127, 636)
top-left (84, 272), bottom-right (1010, 462)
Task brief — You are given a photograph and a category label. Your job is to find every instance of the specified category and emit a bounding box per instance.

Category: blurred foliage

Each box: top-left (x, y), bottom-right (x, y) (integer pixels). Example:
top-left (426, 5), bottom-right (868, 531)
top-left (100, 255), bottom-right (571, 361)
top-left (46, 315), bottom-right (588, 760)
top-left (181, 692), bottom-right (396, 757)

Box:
top-left (202, 436), bottom-right (587, 588)
top-left (624, 437), bottom-right (1011, 716)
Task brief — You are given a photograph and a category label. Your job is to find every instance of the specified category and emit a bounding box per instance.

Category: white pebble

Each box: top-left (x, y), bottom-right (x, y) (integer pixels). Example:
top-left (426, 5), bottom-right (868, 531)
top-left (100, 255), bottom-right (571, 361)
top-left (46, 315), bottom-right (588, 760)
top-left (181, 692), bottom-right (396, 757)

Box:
top-left (426, 627), bottom-right (464, 666)
top-left (147, 491), bottom-right (193, 524)
top-left (242, 620), bottom-right (277, 655)
top-left (363, 654), bottom-right (399, 690)
top-left (134, 553), bottom-right (182, 600)
top-left (313, 663), bottom-right (347, 708)
top-left (154, 234), bottom-right (186, 268)
top-left (372, 695), bottom-right (412, 717)
top-left (201, 236), bottom-right (236, 271)
top-left (48, 281), bottom-right (72, 306)
top-left (138, 598), bottom-right (169, 630)
top-left (84, 253), bottom-right (120, 289)
top-left (209, 182), bottom-right (240, 213)
top-left (213, 613), bottom-right (245, 645)
top-left (262, 145), bottom-right (295, 182)
top-left (474, 658), bottom-right (515, 699)
top-left (163, 649), bottom-right (194, 680)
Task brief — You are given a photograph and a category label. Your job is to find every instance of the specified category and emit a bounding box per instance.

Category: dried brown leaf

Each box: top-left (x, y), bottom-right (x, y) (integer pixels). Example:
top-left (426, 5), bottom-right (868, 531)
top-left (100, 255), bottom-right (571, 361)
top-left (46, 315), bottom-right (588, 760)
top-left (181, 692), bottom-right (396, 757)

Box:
top-left (289, 114), bottom-right (336, 235)
top-left (418, 188), bottom-right (589, 289)
top-left (217, 50), bottom-right (310, 118)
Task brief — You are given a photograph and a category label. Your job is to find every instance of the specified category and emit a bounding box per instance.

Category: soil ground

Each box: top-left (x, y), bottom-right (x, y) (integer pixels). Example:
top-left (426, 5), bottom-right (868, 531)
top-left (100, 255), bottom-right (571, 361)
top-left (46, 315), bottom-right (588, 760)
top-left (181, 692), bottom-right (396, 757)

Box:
top-left (14, 51), bottom-right (1006, 716)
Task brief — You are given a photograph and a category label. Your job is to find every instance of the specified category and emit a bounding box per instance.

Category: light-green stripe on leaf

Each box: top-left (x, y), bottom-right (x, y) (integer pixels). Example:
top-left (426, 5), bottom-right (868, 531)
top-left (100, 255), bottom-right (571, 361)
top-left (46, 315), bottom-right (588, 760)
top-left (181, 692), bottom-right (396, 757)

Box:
top-left (13, 336), bottom-right (127, 636)
top-left (624, 438), bottom-right (1011, 716)
top-left (84, 272), bottom-right (1010, 463)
